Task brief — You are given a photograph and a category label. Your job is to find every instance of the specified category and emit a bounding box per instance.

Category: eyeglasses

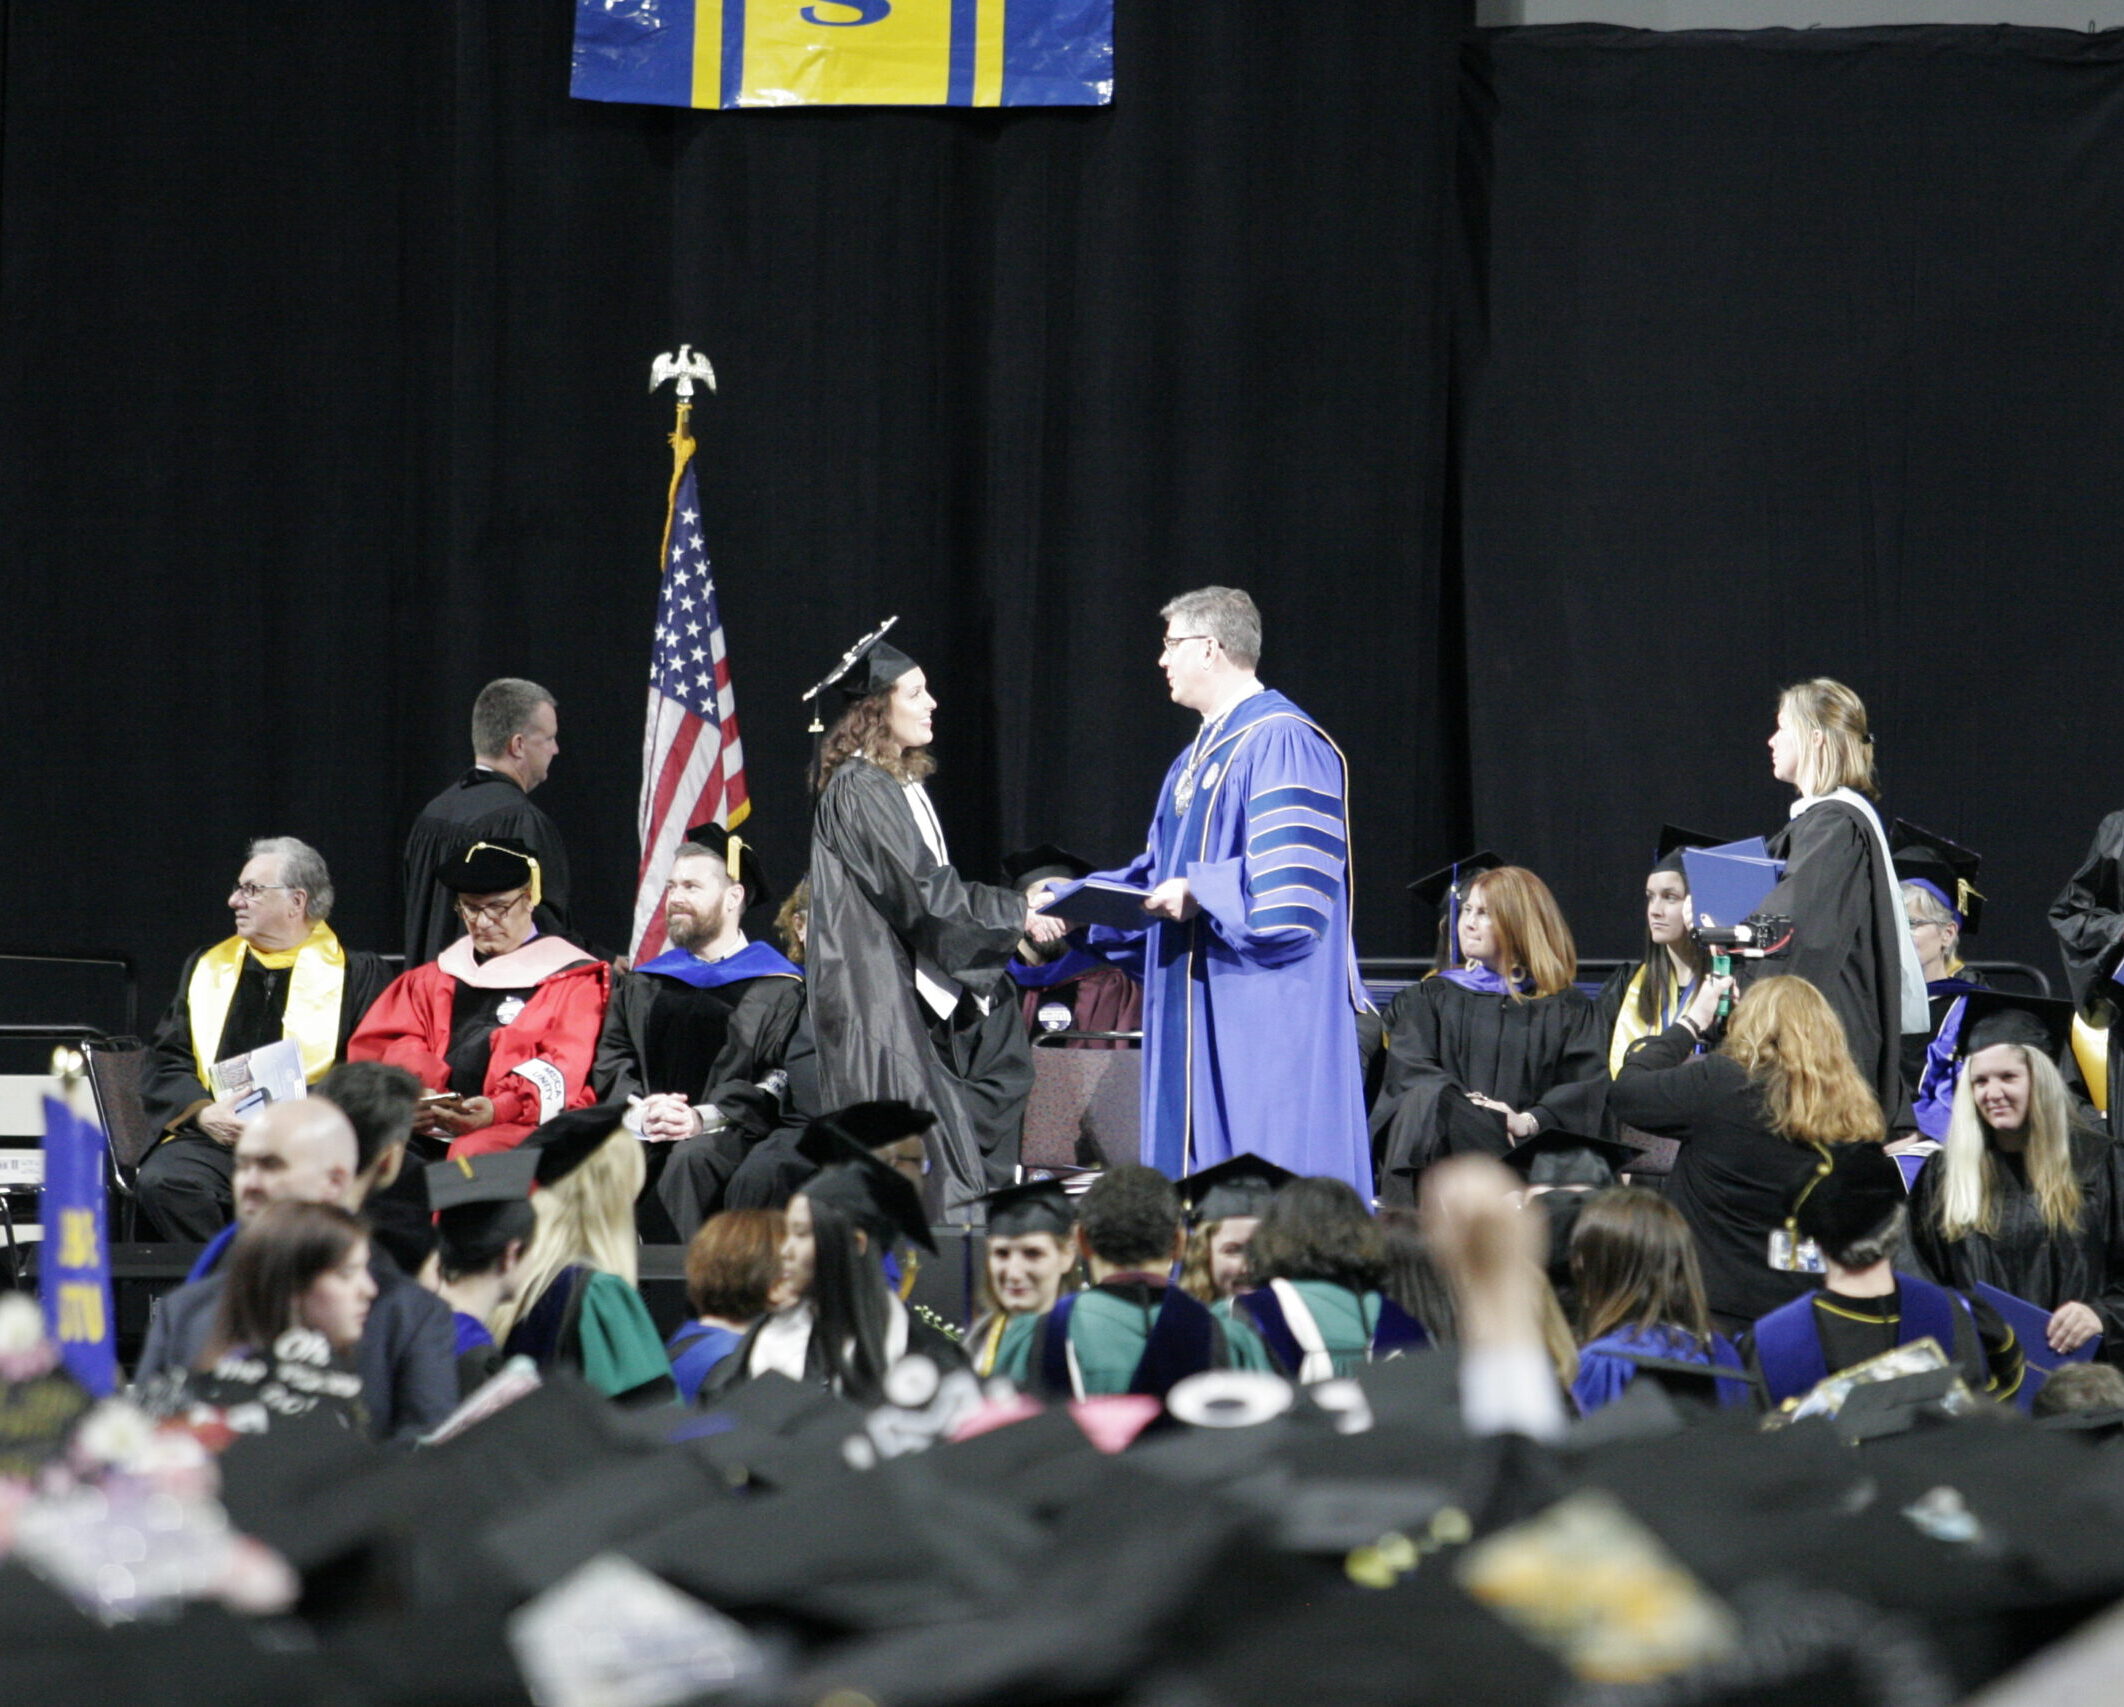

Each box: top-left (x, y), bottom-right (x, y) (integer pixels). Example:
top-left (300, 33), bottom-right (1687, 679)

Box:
top-left (230, 882), bottom-right (292, 901)
top-left (456, 891), bottom-right (530, 924)
top-left (1159, 633), bottom-right (1215, 658)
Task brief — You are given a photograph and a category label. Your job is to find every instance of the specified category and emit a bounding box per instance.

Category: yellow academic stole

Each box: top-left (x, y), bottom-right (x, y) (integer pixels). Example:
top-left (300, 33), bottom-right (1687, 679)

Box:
top-left (187, 921), bottom-right (348, 1087)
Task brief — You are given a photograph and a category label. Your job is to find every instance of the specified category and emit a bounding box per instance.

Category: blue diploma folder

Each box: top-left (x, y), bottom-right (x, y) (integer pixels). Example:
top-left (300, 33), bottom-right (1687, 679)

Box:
top-left (1681, 839), bottom-right (1785, 932)
top-left (1038, 876), bottom-right (1156, 932)
top-left (1973, 1280), bottom-right (2099, 1412)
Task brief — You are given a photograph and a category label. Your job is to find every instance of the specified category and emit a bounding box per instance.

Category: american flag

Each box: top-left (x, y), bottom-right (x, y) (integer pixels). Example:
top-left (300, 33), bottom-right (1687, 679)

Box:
top-left (630, 456), bottom-right (749, 960)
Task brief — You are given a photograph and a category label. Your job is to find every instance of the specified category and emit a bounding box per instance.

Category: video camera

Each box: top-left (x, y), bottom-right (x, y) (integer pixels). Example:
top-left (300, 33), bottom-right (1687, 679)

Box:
top-left (1691, 914), bottom-right (1793, 958)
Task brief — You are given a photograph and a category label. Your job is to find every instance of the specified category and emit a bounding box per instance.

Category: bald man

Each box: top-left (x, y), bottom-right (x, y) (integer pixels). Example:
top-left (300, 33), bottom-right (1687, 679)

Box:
top-left (134, 1096), bottom-right (456, 1441)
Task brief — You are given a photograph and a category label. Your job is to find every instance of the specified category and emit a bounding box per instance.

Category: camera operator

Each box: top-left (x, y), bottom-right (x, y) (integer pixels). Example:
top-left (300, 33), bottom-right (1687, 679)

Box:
top-left (1606, 973), bottom-right (1889, 1337)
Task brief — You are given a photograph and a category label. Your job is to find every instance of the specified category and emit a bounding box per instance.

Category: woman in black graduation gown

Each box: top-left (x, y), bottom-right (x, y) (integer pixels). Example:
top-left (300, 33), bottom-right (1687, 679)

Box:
top-left (1372, 865), bottom-right (1605, 1193)
top-left (804, 623), bottom-right (1059, 1221)
top-left (1907, 999), bottom-right (2124, 1365)
top-left (1606, 973), bottom-right (1886, 1335)
top-left (1752, 678), bottom-right (1927, 1121)
top-left (1594, 828), bottom-right (1711, 1079)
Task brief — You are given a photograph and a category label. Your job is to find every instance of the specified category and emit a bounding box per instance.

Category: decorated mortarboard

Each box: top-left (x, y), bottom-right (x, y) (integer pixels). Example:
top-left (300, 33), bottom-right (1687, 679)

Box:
top-left (800, 615), bottom-right (917, 732)
top-left (802, 1150), bottom-right (938, 1255)
top-left (1891, 818), bottom-right (1985, 934)
top-left (979, 1178), bottom-right (1077, 1241)
top-left (1499, 1128), bottom-right (1638, 1189)
top-left (1651, 824), bottom-right (1723, 877)
top-left (1001, 843), bottom-right (1095, 891)
top-left (1791, 1141), bottom-right (1906, 1260)
top-left (520, 1103), bottom-right (630, 1187)
top-left (425, 1147), bottom-right (540, 1213)
top-left (437, 837), bottom-right (544, 907)
top-left (1954, 990), bottom-right (2075, 1063)
top-left (1181, 1153), bottom-right (1297, 1224)
top-left (680, 820), bottom-right (769, 901)
top-left (796, 1100), bottom-right (938, 1169)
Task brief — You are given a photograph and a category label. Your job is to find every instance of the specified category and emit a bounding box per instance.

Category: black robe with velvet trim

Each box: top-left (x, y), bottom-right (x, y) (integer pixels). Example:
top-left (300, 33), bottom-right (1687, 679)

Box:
top-left (807, 757), bottom-right (1031, 1221)
top-left (1751, 798), bottom-right (1906, 1119)
top-left (1369, 976), bottom-right (1607, 1196)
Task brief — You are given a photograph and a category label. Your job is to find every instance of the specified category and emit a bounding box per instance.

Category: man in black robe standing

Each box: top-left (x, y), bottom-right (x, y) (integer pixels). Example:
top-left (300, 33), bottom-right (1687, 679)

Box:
top-left (594, 828), bottom-right (805, 1239)
top-left (136, 837), bottom-right (390, 1241)
top-left (2051, 807), bottom-right (2124, 1143)
top-left (402, 677), bottom-right (572, 966)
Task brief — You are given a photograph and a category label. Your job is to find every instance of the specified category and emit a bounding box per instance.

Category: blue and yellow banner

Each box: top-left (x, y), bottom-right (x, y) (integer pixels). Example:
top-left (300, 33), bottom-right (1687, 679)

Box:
top-left (572, 0), bottom-right (1112, 109)
top-left (41, 1094), bottom-right (116, 1397)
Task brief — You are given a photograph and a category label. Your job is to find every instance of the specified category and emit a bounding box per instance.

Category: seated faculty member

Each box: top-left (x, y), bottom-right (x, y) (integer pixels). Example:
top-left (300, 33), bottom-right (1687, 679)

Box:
top-left (595, 827), bottom-right (804, 1241)
top-left (350, 839), bottom-right (609, 1158)
top-left (137, 837), bottom-right (389, 1242)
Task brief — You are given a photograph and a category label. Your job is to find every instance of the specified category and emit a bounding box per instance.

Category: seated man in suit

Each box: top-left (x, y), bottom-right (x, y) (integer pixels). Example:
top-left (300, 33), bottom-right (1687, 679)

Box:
top-left (135, 837), bottom-right (390, 1241)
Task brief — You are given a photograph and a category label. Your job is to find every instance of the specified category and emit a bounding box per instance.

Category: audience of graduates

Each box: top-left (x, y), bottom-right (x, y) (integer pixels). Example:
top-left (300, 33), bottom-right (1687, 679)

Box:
top-left (1608, 973), bottom-right (1885, 1334)
top-left (996, 1164), bottom-right (1268, 1398)
top-left (1567, 1188), bottom-right (1748, 1417)
top-left (705, 1143), bottom-right (963, 1403)
top-left (666, 1207), bottom-right (785, 1403)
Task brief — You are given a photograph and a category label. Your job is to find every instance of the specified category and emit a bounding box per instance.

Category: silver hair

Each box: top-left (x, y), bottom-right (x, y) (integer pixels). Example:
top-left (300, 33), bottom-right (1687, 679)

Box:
top-left (1900, 881), bottom-right (1956, 931)
top-left (248, 836), bottom-right (333, 922)
top-left (1160, 586), bottom-right (1262, 669)
top-left (471, 678), bottom-right (556, 760)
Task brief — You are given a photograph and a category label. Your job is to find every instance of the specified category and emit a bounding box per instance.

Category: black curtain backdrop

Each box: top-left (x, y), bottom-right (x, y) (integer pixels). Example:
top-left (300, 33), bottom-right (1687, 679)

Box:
top-left (0, 0), bottom-right (1466, 1025)
top-left (1454, 24), bottom-right (2124, 982)
top-left (3, 10), bottom-right (2120, 1036)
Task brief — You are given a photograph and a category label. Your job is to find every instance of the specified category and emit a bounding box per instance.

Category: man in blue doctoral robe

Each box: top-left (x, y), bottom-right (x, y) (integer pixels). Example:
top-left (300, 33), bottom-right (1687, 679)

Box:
top-left (1055, 587), bottom-right (1372, 1195)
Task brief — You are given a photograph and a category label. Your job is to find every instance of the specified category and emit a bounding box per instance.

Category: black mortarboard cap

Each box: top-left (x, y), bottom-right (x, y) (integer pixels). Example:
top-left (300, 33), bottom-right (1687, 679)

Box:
top-left (1956, 990), bottom-right (2075, 1064)
top-left (801, 616), bottom-right (918, 728)
top-left (1891, 818), bottom-right (1985, 935)
top-left (1652, 824), bottom-right (1723, 877)
top-left (680, 820), bottom-right (769, 902)
top-left (425, 1147), bottom-right (539, 1212)
top-left (436, 836), bottom-right (541, 898)
top-left (797, 1100), bottom-right (938, 1168)
top-left (980, 1177), bottom-right (1076, 1240)
top-left (1407, 850), bottom-right (1505, 909)
top-left (1001, 843), bottom-right (1094, 891)
top-left (1792, 1141), bottom-right (1906, 1261)
top-left (802, 1152), bottom-right (937, 1255)
top-left (521, 1103), bottom-right (630, 1186)
top-left (1181, 1153), bottom-right (1297, 1224)
top-left (1499, 1127), bottom-right (1638, 1188)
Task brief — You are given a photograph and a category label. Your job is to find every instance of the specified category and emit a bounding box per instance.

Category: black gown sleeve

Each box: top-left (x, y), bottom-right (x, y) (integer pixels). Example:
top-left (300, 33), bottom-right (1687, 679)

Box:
top-left (1369, 981), bottom-right (1461, 1176)
top-left (591, 971), bottom-right (651, 1102)
top-left (2084, 1133), bottom-right (2124, 1341)
top-left (138, 951), bottom-right (211, 1136)
top-left (1606, 1024), bottom-right (1726, 1137)
top-left (814, 763), bottom-right (1024, 984)
top-left (1901, 1155), bottom-right (1952, 1287)
top-left (2050, 811), bottom-right (2124, 1020)
top-left (1524, 994), bottom-right (1607, 1135)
